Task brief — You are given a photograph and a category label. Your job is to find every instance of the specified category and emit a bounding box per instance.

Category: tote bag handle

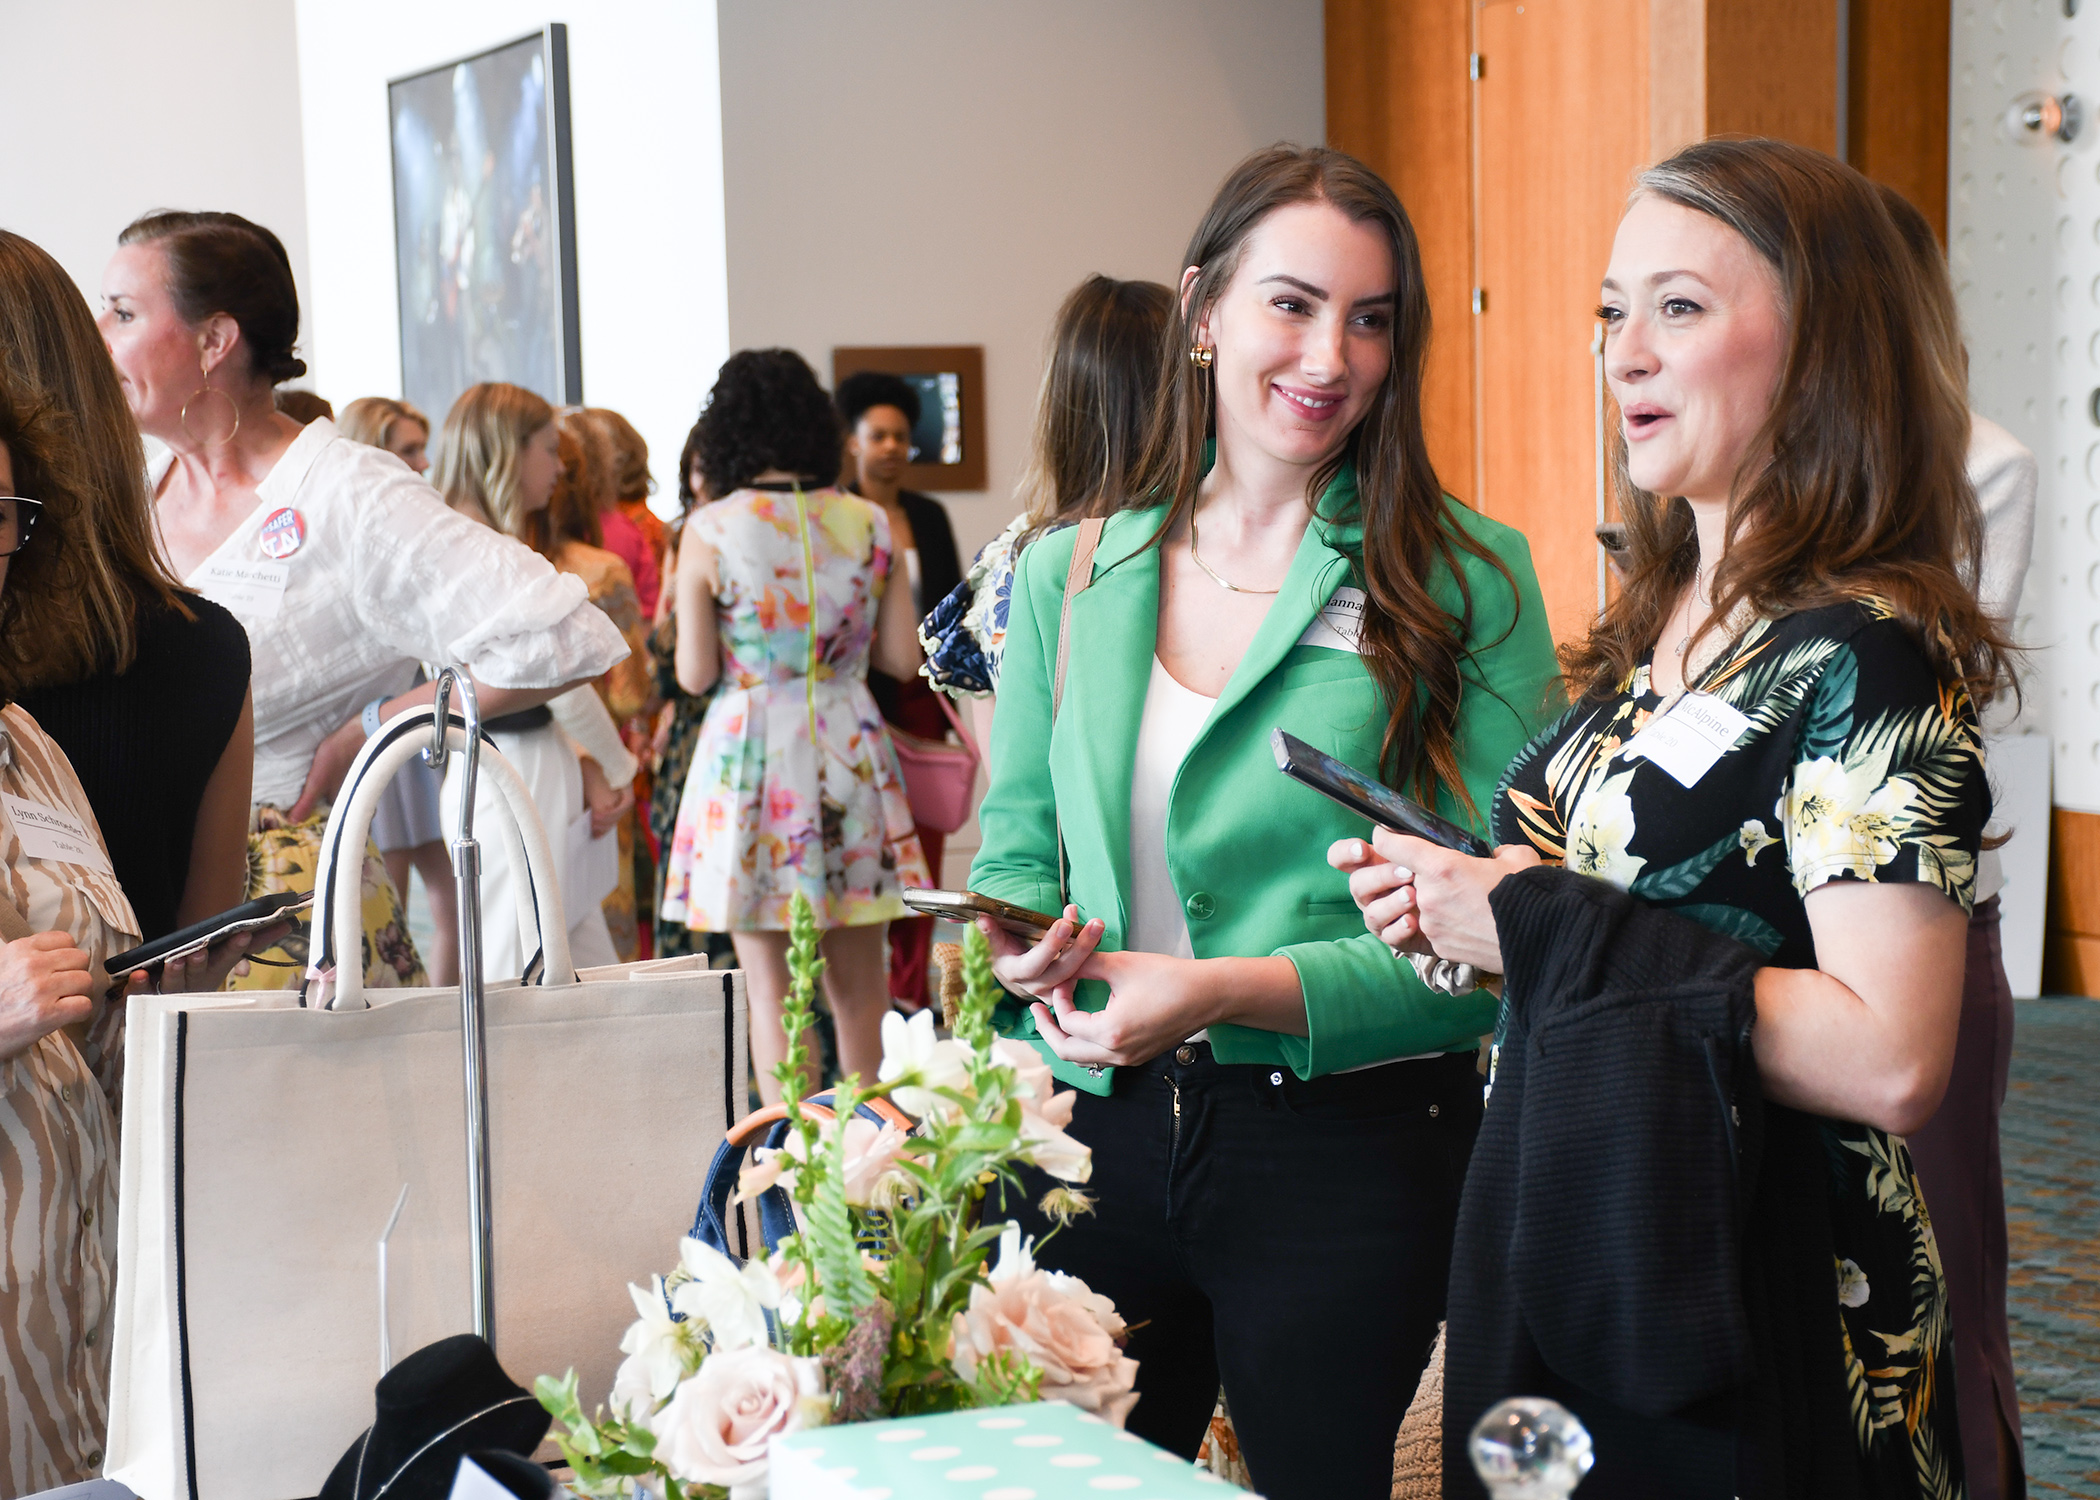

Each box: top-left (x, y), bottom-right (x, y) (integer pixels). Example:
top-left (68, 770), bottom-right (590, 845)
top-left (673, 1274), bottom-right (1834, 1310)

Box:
top-left (311, 704), bottom-right (575, 1009)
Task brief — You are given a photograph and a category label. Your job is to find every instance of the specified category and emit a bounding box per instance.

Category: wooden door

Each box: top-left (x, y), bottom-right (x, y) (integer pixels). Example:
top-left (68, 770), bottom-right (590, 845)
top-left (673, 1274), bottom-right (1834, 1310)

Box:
top-left (1472, 0), bottom-right (1650, 644)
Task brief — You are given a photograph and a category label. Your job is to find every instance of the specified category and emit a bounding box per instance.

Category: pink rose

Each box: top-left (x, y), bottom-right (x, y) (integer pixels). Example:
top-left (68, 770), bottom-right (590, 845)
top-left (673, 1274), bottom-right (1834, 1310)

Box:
top-left (652, 1344), bottom-right (826, 1499)
top-left (950, 1224), bottom-right (1138, 1425)
top-left (736, 1116), bottom-right (913, 1208)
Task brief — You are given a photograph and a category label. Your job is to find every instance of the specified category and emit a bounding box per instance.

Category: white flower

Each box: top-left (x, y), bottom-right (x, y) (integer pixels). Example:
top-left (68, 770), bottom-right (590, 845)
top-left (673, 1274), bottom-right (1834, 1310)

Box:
top-left (1566, 768), bottom-right (1648, 890)
top-left (610, 1275), bottom-right (692, 1416)
top-left (879, 1008), bottom-right (974, 1118)
top-left (652, 1344), bottom-right (826, 1499)
top-left (736, 1115), bottom-right (914, 1208)
top-left (1837, 1257), bottom-right (1871, 1309)
top-left (989, 1037), bottom-right (1092, 1183)
top-left (671, 1236), bottom-right (780, 1352)
top-left (1785, 754), bottom-right (1917, 883)
top-left (950, 1223), bottom-right (1138, 1425)
top-left (1739, 819), bottom-right (1778, 866)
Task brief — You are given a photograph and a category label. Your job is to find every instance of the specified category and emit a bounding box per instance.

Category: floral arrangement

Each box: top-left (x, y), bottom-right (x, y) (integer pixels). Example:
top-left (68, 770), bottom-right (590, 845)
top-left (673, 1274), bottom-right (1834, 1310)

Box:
top-left (538, 893), bottom-right (1137, 1499)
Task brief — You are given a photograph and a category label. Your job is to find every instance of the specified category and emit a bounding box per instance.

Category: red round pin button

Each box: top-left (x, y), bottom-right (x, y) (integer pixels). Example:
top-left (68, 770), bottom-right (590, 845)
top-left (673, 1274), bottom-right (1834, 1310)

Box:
top-left (258, 507), bottom-right (305, 560)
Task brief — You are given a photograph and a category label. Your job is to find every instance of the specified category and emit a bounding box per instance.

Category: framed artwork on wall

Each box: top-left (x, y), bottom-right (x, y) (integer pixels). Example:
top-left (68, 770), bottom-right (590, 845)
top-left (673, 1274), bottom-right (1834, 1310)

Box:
top-left (389, 24), bottom-right (581, 427)
top-left (832, 345), bottom-right (987, 491)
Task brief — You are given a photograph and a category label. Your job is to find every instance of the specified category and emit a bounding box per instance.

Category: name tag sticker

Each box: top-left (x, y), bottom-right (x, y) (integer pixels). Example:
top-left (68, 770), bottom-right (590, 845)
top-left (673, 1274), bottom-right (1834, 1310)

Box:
top-left (2, 794), bottom-right (112, 876)
top-left (195, 557), bottom-right (290, 620)
top-left (1621, 691), bottom-right (1753, 788)
top-left (1296, 586), bottom-right (1367, 653)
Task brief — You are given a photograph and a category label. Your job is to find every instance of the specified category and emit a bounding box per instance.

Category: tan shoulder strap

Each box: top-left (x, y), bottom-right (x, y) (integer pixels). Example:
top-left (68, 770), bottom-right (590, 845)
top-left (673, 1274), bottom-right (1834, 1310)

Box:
top-left (1052, 517), bottom-right (1105, 722)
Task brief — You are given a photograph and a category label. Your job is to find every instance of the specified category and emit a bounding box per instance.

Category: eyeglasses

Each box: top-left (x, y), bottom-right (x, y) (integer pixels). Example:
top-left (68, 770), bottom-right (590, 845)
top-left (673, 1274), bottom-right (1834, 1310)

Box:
top-left (0, 497), bottom-right (42, 556)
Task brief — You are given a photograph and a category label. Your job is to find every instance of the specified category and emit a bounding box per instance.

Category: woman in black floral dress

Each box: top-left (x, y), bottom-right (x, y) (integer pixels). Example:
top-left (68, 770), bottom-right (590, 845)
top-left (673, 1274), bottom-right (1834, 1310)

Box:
top-left (1339, 140), bottom-right (2010, 1499)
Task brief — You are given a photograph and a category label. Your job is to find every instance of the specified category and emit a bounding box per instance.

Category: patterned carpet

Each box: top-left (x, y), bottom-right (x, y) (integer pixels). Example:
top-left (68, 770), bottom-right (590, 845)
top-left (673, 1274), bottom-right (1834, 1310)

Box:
top-left (2006, 997), bottom-right (2100, 1496)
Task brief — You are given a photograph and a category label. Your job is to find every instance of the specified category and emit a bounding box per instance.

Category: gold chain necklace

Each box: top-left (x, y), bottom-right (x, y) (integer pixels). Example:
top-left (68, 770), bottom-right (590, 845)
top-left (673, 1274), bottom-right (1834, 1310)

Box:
top-left (1188, 514), bottom-right (1281, 596)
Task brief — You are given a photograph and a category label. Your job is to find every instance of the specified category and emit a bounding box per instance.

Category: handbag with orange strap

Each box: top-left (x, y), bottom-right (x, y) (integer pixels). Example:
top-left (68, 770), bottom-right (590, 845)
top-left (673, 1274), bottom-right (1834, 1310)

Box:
top-left (691, 1091), bottom-right (917, 1262)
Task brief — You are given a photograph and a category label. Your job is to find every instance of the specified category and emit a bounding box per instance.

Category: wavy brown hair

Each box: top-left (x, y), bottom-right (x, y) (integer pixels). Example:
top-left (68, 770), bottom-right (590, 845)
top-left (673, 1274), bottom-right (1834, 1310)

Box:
top-left (1562, 138), bottom-right (2010, 707)
top-left (534, 416), bottom-right (604, 555)
top-left (0, 230), bottom-right (189, 690)
top-left (1015, 275), bottom-right (1174, 533)
top-left (1128, 144), bottom-right (1515, 810)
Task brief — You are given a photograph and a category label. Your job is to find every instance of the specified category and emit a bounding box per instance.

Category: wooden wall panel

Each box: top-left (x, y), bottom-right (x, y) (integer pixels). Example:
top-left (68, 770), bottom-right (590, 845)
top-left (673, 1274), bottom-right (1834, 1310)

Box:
top-left (1847, 0), bottom-right (1951, 239)
top-left (1327, 0), bottom-right (1477, 501)
top-left (1705, 0), bottom-right (1841, 149)
top-left (1475, 0), bottom-right (1650, 644)
top-left (2046, 808), bottom-right (2100, 996)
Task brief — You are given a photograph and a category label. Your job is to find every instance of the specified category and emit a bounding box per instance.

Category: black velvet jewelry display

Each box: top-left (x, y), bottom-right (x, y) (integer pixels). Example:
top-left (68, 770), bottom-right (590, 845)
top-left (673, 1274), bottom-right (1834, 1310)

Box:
top-left (317, 1335), bottom-right (551, 1500)
top-left (461, 1451), bottom-right (559, 1498)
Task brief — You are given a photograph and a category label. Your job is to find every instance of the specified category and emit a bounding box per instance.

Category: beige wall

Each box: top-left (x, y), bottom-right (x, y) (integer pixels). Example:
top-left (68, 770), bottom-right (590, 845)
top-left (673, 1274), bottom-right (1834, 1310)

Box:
top-left (718, 0), bottom-right (1327, 560)
top-left (0, 0), bottom-right (312, 378)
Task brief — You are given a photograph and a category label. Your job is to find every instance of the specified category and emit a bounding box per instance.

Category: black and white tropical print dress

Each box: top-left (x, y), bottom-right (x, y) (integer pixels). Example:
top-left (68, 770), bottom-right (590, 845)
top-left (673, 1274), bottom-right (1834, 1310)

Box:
top-left (1493, 597), bottom-right (1987, 1500)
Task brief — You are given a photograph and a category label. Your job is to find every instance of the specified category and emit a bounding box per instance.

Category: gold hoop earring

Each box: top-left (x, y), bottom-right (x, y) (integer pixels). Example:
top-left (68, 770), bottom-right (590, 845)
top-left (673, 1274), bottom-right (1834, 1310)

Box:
top-left (1188, 343), bottom-right (1214, 370)
top-left (180, 360), bottom-right (240, 447)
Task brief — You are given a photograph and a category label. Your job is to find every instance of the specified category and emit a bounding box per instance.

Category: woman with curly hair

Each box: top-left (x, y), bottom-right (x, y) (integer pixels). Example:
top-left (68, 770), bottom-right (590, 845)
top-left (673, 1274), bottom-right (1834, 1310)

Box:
top-left (660, 349), bottom-right (930, 1100)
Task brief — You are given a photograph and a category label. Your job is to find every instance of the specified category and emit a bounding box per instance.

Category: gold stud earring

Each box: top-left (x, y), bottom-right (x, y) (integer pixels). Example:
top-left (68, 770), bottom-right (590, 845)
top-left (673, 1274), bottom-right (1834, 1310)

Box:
top-left (1188, 343), bottom-right (1214, 370)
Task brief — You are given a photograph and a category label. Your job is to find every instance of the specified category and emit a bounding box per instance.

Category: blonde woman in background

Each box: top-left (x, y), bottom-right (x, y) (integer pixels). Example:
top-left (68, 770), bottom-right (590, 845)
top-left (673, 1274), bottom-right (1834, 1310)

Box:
top-left (336, 394), bottom-right (458, 983)
top-left (433, 383), bottom-right (634, 974)
top-left (536, 411), bottom-right (653, 959)
top-left (581, 407), bottom-right (665, 617)
top-left (100, 211), bottom-right (626, 990)
top-left (338, 395), bottom-right (433, 475)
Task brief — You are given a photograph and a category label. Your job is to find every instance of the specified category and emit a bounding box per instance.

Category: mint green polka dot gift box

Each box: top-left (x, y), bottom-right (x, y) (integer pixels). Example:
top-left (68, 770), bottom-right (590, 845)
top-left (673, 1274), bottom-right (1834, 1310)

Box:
top-left (767, 1400), bottom-right (1253, 1499)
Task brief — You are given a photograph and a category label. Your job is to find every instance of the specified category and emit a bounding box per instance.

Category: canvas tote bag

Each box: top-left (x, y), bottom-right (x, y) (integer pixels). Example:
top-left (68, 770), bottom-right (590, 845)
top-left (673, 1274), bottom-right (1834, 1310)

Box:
top-left (104, 705), bottom-right (750, 1500)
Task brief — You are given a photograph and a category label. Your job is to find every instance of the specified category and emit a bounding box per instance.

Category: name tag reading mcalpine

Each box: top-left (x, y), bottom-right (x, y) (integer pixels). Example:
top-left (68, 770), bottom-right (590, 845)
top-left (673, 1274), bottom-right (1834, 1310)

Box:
top-left (1, 794), bottom-right (112, 875)
top-left (1296, 586), bottom-right (1368, 652)
top-left (1621, 691), bottom-right (1753, 788)
top-left (195, 557), bottom-right (290, 620)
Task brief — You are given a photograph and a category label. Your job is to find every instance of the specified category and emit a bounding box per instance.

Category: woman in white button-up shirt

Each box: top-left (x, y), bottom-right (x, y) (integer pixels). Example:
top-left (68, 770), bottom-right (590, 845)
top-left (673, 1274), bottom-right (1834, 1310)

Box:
top-left (97, 210), bottom-right (627, 989)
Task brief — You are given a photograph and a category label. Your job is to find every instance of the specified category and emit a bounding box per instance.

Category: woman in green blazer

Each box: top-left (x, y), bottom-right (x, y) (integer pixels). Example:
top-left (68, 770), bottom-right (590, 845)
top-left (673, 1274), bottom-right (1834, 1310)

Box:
top-left (969, 146), bottom-right (1561, 1499)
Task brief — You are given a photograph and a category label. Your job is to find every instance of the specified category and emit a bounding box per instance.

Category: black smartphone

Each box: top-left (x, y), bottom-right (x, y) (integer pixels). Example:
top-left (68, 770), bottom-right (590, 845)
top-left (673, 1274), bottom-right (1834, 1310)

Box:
top-left (104, 889), bottom-right (312, 980)
top-left (1271, 729), bottom-right (1494, 857)
top-left (901, 888), bottom-right (1061, 941)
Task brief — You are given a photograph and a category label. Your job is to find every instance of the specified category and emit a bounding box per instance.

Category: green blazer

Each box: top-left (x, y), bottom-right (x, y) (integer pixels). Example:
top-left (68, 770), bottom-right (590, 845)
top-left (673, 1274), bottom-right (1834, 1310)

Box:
top-left (970, 470), bottom-right (1565, 1096)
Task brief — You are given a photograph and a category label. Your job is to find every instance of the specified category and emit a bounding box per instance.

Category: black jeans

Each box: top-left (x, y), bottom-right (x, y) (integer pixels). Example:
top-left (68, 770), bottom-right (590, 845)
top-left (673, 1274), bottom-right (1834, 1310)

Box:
top-left (1004, 1043), bottom-right (1484, 1500)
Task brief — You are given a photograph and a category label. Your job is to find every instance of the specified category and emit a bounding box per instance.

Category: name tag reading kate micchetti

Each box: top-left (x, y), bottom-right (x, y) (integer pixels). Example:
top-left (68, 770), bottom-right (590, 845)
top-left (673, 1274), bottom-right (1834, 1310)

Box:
top-left (1620, 691), bottom-right (1752, 788)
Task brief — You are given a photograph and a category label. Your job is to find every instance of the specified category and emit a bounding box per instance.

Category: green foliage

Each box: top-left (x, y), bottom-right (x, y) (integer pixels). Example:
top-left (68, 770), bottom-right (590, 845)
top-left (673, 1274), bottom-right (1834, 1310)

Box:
top-left (537, 890), bottom-right (1094, 1494)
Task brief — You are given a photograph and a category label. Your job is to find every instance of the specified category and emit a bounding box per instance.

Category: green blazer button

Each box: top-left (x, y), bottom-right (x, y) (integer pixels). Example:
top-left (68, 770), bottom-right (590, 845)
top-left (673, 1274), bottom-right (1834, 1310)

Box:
top-left (1185, 891), bottom-right (1215, 920)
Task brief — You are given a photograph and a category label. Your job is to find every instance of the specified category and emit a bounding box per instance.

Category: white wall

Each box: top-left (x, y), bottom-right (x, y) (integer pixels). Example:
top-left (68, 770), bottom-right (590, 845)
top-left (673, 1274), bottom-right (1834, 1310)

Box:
top-left (292, 0), bottom-right (729, 509)
top-left (717, 0), bottom-right (1326, 560)
top-left (0, 0), bottom-right (311, 363)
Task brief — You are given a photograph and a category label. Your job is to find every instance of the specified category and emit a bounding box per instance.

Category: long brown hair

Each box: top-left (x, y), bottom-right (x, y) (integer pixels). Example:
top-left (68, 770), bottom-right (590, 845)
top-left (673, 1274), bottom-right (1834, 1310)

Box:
top-left (1128, 144), bottom-right (1515, 809)
top-left (534, 416), bottom-right (604, 556)
top-left (0, 230), bottom-right (189, 688)
top-left (1562, 138), bottom-right (2010, 706)
top-left (1016, 275), bottom-right (1174, 531)
top-left (434, 382), bottom-right (555, 534)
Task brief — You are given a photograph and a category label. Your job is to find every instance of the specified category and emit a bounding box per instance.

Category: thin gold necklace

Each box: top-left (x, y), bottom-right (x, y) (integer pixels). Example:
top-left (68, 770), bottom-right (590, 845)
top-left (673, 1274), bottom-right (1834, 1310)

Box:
top-left (1189, 514), bottom-right (1281, 595)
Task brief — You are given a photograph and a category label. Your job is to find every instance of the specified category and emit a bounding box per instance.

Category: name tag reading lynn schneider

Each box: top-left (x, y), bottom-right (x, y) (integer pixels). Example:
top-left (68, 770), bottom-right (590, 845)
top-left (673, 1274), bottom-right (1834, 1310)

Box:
top-left (1621, 691), bottom-right (1753, 788)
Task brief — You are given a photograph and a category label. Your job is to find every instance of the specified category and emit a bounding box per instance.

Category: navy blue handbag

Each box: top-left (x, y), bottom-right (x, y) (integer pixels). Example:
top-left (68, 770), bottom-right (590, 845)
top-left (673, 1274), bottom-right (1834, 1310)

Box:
top-left (691, 1091), bottom-right (916, 1262)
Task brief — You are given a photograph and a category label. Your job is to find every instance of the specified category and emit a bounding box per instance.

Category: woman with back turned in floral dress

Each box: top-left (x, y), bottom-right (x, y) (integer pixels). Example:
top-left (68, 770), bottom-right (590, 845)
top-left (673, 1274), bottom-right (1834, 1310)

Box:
top-left (1342, 140), bottom-right (2007, 1498)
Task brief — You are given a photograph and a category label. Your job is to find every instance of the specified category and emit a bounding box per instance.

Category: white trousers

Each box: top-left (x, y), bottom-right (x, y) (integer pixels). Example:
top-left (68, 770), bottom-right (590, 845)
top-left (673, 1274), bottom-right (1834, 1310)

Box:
top-left (441, 723), bottom-right (617, 980)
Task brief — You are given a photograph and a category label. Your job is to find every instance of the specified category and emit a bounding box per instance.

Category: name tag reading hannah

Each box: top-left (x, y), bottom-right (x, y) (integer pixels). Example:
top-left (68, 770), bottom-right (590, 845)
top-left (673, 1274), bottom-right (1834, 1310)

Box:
top-left (1295, 586), bottom-right (1368, 652)
top-left (1, 793), bottom-right (113, 875)
top-left (1621, 691), bottom-right (1753, 788)
top-left (195, 557), bottom-right (290, 621)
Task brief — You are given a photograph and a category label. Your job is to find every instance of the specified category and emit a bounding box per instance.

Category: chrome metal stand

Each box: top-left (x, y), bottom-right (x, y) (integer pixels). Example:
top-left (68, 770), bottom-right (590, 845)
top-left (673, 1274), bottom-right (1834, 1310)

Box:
top-left (428, 670), bottom-right (495, 1347)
